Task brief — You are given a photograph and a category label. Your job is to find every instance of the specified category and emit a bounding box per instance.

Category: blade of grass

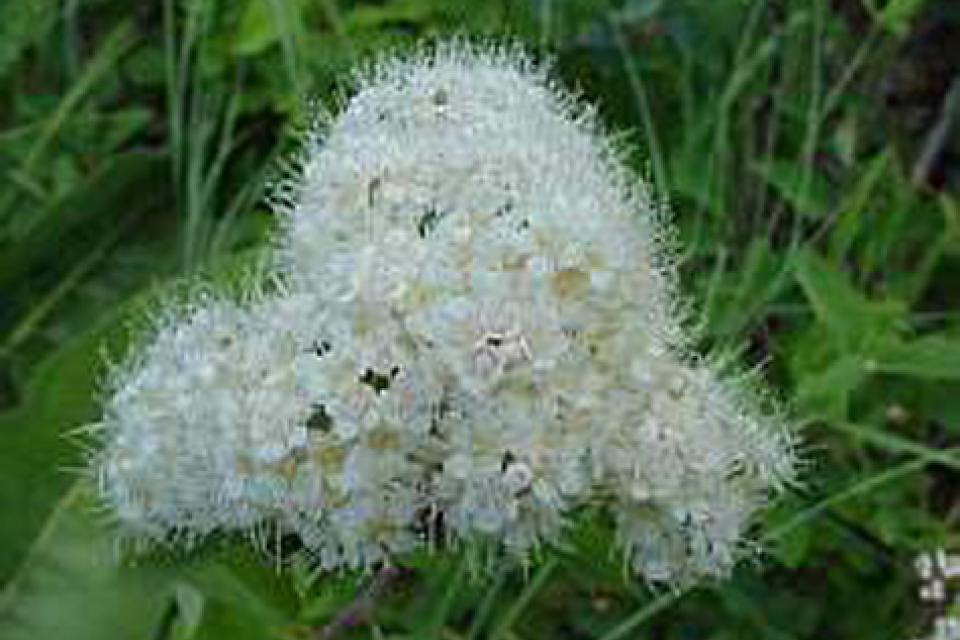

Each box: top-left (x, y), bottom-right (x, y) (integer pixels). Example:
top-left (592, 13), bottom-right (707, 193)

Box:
top-left (608, 13), bottom-right (666, 197)
top-left (422, 559), bottom-right (467, 636)
top-left (163, 3), bottom-right (251, 271)
top-left (465, 566), bottom-right (508, 640)
top-left (198, 74), bottom-right (245, 234)
top-left (719, 9), bottom-right (809, 238)
top-left (788, 0), bottom-right (825, 242)
top-left (539, 0), bottom-right (552, 52)
top-left (822, 151), bottom-right (891, 256)
top-left (0, 219), bottom-right (127, 356)
top-left (61, 0), bottom-right (81, 78)
top-left (764, 455), bottom-right (935, 542)
top-left (826, 421), bottom-right (960, 472)
top-left (1, 22), bottom-right (134, 214)
top-left (163, 0), bottom-right (184, 205)
top-left (488, 558), bottom-right (557, 640)
top-left (597, 590), bottom-right (681, 640)
top-left (318, 0), bottom-right (350, 51)
top-left (0, 481), bottom-right (80, 610)
top-left (164, 0), bottom-right (200, 268)
top-left (715, 1), bottom-right (783, 170)
top-left (266, 0), bottom-right (306, 96)
top-left (20, 26), bottom-right (133, 172)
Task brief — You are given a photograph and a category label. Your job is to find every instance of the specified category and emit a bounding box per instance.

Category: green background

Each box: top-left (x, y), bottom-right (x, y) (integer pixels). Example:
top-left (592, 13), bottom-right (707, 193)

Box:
top-left (2, 1), bottom-right (960, 638)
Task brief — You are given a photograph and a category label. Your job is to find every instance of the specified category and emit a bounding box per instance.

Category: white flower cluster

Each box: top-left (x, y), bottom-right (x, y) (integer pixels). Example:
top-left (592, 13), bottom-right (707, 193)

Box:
top-left (913, 550), bottom-right (960, 640)
top-left (95, 42), bottom-right (796, 584)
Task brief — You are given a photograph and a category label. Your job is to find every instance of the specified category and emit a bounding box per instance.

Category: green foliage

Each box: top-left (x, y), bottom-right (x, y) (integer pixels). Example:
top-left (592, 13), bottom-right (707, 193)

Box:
top-left (1, 0), bottom-right (958, 638)
top-left (0, 299), bottom-right (137, 581)
top-left (0, 486), bottom-right (176, 640)
top-left (0, 0), bottom-right (58, 79)
top-left (865, 0), bottom-right (929, 36)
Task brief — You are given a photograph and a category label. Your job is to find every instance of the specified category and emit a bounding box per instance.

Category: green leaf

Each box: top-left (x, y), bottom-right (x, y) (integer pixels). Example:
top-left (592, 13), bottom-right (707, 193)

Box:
top-left (596, 591), bottom-right (679, 640)
top-left (176, 552), bottom-right (296, 640)
top-left (918, 382), bottom-right (960, 432)
top-left (0, 152), bottom-right (168, 291)
top-left (828, 421), bottom-right (960, 472)
top-left (234, 0), bottom-right (283, 56)
top-left (0, 485), bottom-right (177, 640)
top-left (2, 286), bottom-right (190, 581)
top-left (873, 335), bottom-right (960, 380)
top-left (0, 1), bottom-right (57, 79)
top-left (795, 355), bottom-right (870, 419)
top-left (0, 244), bottom-right (268, 582)
top-left (766, 499), bottom-right (813, 569)
top-left (296, 572), bottom-right (356, 625)
top-left (0, 109), bottom-right (152, 165)
top-left (792, 249), bottom-right (904, 351)
top-left (2, 485), bottom-right (299, 640)
top-left (233, 0), bottom-right (307, 57)
top-left (705, 238), bottom-right (789, 340)
top-left (489, 558), bottom-right (558, 640)
top-left (0, 302), bottom-right (141, 581)
top-left (1, 21), bottom-right (135, 193)
top-left (345, 0), bottom-right (441, 32)
top-left (169, 582), bottom-right (206, 640)
top-left (877, 0), bottom-right (927, 37)
top-left (669, 119), bottom-right (726, 218)
top-left (753, 159), bottom-right (832, 218)
top-left (829, 151), bottom-right (891, 260)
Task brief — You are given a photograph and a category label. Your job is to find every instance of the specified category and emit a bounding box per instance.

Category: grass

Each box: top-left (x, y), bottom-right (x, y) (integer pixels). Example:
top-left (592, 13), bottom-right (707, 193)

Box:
top-left (1, 1), bottom-right (958, 639)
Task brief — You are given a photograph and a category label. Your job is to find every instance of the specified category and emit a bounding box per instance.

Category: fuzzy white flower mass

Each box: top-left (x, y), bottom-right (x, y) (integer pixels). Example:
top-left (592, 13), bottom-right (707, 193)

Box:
top-left (95, 42), bottom-right (797, 584)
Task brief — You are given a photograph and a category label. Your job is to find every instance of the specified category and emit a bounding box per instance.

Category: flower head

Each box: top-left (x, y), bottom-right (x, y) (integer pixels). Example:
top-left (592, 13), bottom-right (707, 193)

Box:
top-left (96, 293), bottom-right (326, 542)
top-left (97, 41), bottom-right (797, 584)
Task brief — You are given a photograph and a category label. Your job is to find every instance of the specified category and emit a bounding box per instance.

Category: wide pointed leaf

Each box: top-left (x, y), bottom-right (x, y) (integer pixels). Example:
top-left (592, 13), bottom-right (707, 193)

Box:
top-left (0, 485), bottom-right (176, 640)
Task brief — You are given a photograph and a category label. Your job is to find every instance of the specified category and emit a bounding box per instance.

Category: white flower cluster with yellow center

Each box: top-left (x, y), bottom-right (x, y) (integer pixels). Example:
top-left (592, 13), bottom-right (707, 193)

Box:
top-left (96, 42), bottom-right (796, 584)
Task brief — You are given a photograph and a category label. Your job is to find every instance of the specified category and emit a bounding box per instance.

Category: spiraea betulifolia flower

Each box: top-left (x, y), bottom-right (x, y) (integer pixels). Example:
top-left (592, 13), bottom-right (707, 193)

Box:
top-left (97, 293), bottom-right (328, 542)
top-left (95, 41), bottom-right (797, 584)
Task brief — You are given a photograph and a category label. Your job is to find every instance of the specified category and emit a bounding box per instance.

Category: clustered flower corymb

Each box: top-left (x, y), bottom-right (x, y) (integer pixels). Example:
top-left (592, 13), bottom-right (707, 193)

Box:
top-left (94, 41), bottom-right (798, 584)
